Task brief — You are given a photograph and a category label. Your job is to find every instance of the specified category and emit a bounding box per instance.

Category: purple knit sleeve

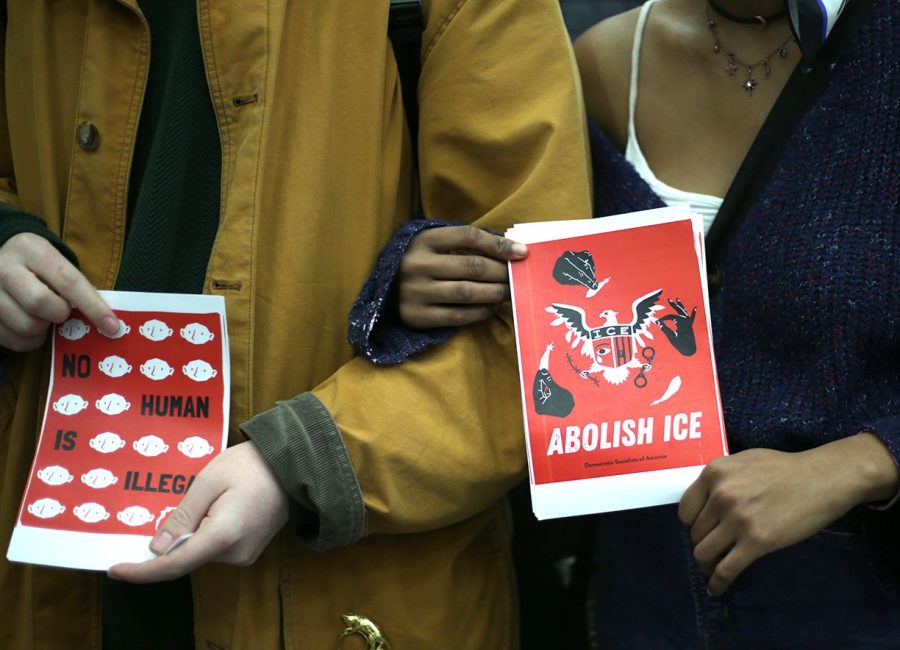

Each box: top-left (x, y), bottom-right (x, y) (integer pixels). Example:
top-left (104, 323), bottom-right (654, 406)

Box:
top-left (347, 218), bottom-right (459, 365)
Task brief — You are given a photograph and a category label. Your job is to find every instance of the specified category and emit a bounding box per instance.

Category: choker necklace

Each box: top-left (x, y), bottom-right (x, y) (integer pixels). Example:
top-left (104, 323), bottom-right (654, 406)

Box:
top-left (706, 6), bottom-right (795, 96)
top-left (707, 0), bottom-right (787, 26)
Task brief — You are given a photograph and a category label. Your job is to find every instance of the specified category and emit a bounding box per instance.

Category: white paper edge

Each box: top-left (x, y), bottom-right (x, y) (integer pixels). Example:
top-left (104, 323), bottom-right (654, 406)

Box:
top-left (7, 290), bottom-right (230, 570)
top-left (97, 290), bottom-right (224, 313)
top-left (507, 253), bottom-right (538, 488)
top-left (8, 526), bottom-right (155, 571)
top-left (530, 465), bottom-right (705, 520)
top-left (506, 205), bottom-right (693, 243)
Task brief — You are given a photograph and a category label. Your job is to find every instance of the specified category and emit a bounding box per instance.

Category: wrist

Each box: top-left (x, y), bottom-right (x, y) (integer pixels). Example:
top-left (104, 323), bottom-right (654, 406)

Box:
top-left (817, 432), bottom-right (900, 505)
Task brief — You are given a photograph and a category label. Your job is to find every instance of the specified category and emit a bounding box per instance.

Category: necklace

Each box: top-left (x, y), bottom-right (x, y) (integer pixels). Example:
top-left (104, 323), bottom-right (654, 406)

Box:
top-left (706, 6), bottom-right (795, 96)
top-left (707, 0), bottom-right (787, 25)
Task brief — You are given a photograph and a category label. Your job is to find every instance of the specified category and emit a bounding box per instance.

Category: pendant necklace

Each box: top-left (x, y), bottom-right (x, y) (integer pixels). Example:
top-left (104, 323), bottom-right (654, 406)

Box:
top-left (705, 3), bottom-right (796, 96)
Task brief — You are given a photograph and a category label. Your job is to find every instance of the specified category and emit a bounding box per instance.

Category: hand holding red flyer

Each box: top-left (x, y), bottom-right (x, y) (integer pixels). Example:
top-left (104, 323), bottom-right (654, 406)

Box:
top-left (507, 207), bottom-right (727, 519)
top-left (7, 291), bottom-right (229, 570)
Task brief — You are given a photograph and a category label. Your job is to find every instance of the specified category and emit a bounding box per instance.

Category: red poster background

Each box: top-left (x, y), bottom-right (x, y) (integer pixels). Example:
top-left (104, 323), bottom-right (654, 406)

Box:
top-left (18, 309), bottom-right (225, 535)
top-left (511, 219), bottom-right (726, 485)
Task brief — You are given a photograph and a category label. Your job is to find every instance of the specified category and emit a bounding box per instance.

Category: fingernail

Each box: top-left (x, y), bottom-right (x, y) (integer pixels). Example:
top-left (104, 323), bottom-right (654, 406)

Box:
top-left (511, 243), bottom-right (528, 258)
top-left (150, 530), bottom-right (174, 555)
top-left (101, 315), bottom-right (120, 336)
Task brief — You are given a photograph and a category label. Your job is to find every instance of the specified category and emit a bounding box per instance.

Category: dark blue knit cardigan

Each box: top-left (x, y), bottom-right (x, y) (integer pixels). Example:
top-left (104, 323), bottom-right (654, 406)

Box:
top-left (349, 0), bottom-right (900, 589)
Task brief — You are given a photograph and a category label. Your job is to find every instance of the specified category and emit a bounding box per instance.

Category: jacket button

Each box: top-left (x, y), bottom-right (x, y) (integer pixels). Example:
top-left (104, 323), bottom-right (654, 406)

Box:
top-left (708, 266), bottom-right (722, 293)
top-left (76, 121), bottom-right (100, 151)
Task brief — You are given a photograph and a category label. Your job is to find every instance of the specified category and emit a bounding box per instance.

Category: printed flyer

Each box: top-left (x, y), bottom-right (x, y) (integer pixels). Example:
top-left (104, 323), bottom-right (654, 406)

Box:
top-left (508, 207), bottom-right (727, 519)
top-left (7, 291), bottom-right (229, 570)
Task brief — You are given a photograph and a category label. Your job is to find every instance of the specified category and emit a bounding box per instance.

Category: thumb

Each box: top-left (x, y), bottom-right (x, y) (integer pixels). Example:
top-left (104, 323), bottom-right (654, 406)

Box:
top-left (149, 476), bottom-right (221, 555)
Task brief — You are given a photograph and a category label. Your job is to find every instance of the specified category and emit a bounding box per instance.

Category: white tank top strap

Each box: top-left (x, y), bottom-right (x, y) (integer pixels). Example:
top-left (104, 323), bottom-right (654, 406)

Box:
top-left (624, 0), bottom-right (723, 234)
top-left (627, 0), bottom-right (658, 145)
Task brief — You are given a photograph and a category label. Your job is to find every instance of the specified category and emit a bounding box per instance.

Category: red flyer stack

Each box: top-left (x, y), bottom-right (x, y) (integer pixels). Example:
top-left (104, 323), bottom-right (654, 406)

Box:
top-left (507, 207), bottom-right (727, 519)
top-left (7, 291), bottom-right (229, 570)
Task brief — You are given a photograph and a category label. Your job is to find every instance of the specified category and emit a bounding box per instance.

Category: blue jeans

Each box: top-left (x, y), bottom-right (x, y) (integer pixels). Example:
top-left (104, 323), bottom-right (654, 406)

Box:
top-left (588, 505), bottom-right (900, 650)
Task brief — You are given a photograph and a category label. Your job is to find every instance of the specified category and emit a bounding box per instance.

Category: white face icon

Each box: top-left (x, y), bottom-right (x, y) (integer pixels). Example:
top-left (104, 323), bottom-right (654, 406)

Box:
top-left (96, 393), bottom-right (130, 415)
top-left (133, 435), bottom-right (169, 457)
top-left (98, 355), bottom-right (132, 378)
top-left (36, 465), bottom-right (74, 486)
top-left (27, 498), bottom-right (66, 519)
top-left (89, 431), bottom-right (126, 453)
top-left (183, 359), bottom-right (217, 382)
top-left (139, 319), bottom-right (173, 342)
top-left (81, 468), bottom-right (118, 489)
top-left (58, 318), bottom-right (90, 341)
top-left (140, 358), bottom-right (175, 381)
top-left (73, 502), bottom-right (110, 523)
top-left (101, 319), bottom-right (131, 339)
top-left (53, 394), bottom-right (89, 415)
top-left (117, 506), bottom-right (155, 527)
top-left (177, 436), bottom-right (215, 459)
top-left (180, 322), bottom-right (215, 345)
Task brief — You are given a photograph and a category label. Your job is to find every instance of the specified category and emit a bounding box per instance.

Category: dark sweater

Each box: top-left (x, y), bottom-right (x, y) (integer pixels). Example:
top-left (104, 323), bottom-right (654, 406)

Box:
top-left (349, 0), bottom-right (900, 590)
top-left (117, 0), bottom-right (221, 293)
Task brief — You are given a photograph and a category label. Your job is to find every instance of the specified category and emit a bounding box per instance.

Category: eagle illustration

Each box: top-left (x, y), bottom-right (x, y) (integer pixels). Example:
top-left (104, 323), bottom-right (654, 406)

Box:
top-left (545, 289), bottom-right (663, 385)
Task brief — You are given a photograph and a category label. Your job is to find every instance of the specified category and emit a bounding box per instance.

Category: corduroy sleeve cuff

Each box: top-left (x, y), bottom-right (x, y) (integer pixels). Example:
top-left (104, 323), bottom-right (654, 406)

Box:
top-left (347, 218), bottom-right (458, 365)
top-left (0, 204), bottom-right (80, 267)
top-left (240, 392), bottom-right (365, 551)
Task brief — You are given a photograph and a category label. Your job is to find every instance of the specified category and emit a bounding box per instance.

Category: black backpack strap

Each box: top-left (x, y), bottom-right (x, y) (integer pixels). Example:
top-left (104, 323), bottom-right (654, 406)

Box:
top-left (705, 0), bottom-right (875, 288)
top-left (388, 0), bottom-right (424, 155)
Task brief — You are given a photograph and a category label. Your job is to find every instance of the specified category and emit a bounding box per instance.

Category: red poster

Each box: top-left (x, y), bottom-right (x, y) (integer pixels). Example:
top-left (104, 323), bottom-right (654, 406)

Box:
top-left (508, 208), bottom-right (727, 519)
top-left (7, 291), bottom-right (229, 570)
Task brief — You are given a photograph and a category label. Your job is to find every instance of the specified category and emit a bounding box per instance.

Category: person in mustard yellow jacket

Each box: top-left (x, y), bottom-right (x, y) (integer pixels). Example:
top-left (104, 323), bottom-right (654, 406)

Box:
top-left (0, 1), bottom-right (591, 649)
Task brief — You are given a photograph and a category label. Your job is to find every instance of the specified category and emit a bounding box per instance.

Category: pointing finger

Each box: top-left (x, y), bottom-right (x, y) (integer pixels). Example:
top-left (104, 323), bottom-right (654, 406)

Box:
top-left (22, 241), bottom-right (119, 336)
top-left (419, 226), bottom-right (527, 261)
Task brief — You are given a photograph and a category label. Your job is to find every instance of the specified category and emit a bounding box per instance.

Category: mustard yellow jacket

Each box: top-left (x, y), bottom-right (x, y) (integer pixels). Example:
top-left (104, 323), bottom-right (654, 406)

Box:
top-left (0, 1), bottom-right (591, 648)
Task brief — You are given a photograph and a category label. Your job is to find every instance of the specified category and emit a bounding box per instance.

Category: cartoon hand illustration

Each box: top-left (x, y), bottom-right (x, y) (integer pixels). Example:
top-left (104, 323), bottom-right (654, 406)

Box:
top-left (657, 298), bottom-right (697, 356)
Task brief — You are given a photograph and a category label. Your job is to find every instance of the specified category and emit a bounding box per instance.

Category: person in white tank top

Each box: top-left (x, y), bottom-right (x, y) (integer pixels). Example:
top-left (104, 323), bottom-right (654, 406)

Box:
top-left (362, 1), bottom-right (900, 648)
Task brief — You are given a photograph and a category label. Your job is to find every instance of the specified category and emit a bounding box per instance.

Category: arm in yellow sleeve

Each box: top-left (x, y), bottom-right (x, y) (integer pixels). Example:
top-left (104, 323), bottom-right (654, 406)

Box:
top-left (243, 0), bottom-right (592, 547)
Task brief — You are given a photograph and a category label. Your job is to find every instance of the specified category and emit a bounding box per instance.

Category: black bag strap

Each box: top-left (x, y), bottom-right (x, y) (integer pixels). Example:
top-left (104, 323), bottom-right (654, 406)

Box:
top-left (705, 0), bottom-right (875, 286)
top-left (388, 0), bottom-right (424, 156)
